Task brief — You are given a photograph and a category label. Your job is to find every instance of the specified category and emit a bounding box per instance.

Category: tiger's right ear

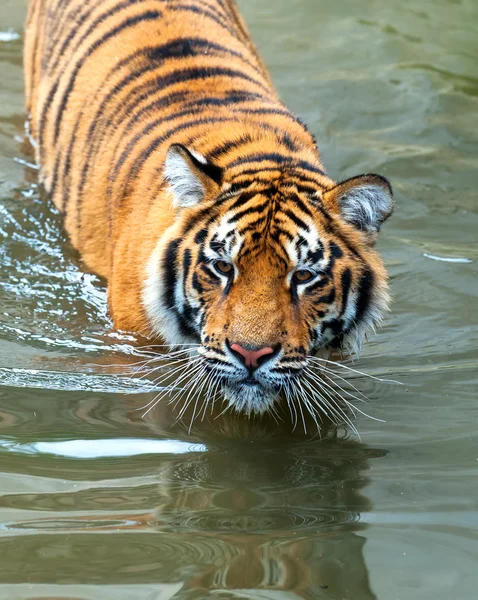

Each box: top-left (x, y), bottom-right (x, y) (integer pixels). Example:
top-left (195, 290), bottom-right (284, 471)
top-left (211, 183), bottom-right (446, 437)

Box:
top-left (164, 144), bottom-right (223, 208)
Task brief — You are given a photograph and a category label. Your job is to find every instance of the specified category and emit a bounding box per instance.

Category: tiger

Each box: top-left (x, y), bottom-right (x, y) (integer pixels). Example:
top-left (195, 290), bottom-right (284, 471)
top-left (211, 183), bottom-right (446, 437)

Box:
top-left (24, 0), bottom-right (394, 416)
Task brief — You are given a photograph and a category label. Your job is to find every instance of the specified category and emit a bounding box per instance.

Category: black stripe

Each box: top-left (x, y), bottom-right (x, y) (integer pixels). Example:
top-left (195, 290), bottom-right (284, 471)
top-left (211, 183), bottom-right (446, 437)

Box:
top-left (50, 0), bottom-right (149, 73)
top-left (184, 92), bottom-right (264, 111)
top-left (52, 10), bottom-right (163, 144)
top-left (210, 237), bottom-right (226, 253)
top-left (270, 366), bottom-right (303, 375)
top-left (316, 205), bottom-right (363, 260)
top-left (60, 118), bottom-right (82, 213)
top-left (228, 152), bottom-right (326, 176)
top-left (76, 86), bottom-right (189, 212)
top-left (306, 245), bottom-right (324, 263)
top-left (295, 235), bottom-right (308, 256)
top-left (270, 227), bottom-right (294, 243)
top-left (194, 227), bottom-right (209, 244)
top-left (192, 272), bottom-right (205, 295)
top-left (227, 201), bottom-right (268, 223)
top-left (296, 159), bottom-right (327, 176)
top-left (328, 241), bottom-right (344, 260)
top-left (79, 74), bottom-right (267, 197)
top-left (230, 105), bottom-right (306, 130)
top-left (183, 248), bottom-right (192, 292)
top-left (280, 357), bottom-right (306, 364)
top-left (213, 0), bottom-right (229, 13)
top-left (79, 90), bottom-right (184, 200)
top-left (355, 267), bottom-right (374, 323)
top-left (228, 152), bottom-right (293, 169)
top-left (42, 3), bottom-right (153, 148)
top-left (290, 192), bottom-right (314, 217)
top-left (305, 277), bottom-right (329, 295)
top-left (339, 268), bottom-right (352, 318)
top-left (181, 205), bottom-right (218, 237)
top-left (163, 238), bottom-right (181, 311)
top-left (110, 61), bottom-right (275, 171)
top-left (45, 0), bottom-right (90, 68)
top-left (316, 289), bottom-right (336, 305)
top-left (232, 166), bottom-right (282, 178)
top-left (68, 41), bottom-right (208, 216)
top-left (282, 208), bottom-right (310, 232)
top-left (163, 238), bottom-right (198, 340)
top-left (227, 189), bottom-right (265, 210)
top-left (237, 215), bottom-right (269, 234)
top-left (207, 134), bottom-right (255, 160)
top-left (230, 106), bottom-right (296, 118)
top-left (321, 318), bottom-right (344, 347)
top-left (232, 171), bottom-right (323, 191)
top-left (169, 4), bottom-right (236, 36)
top-left (295, 182), bottom-right (324, 195)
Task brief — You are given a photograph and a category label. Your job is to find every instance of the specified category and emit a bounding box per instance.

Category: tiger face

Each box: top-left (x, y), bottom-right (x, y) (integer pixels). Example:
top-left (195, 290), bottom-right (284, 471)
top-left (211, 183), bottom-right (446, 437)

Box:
top-left (144, 145), bottom-right (393, 414)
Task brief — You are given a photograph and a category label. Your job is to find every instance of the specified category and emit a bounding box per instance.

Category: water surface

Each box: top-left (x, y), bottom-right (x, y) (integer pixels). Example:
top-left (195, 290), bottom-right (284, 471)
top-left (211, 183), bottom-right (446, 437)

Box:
top-left (0, 0), bottom-right (477, 598)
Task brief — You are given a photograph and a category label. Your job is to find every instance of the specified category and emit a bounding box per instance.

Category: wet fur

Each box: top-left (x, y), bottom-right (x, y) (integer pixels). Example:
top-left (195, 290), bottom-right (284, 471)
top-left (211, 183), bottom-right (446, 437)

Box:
top-left (24, 0), bottom-right (394, 414)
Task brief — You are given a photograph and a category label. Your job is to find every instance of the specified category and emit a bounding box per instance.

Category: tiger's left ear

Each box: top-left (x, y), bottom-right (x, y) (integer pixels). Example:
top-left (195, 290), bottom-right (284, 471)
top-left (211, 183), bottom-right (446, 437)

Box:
top-left (323, 174), bottom-right (394, 240)
top-left (164, 144), bottom-right (223, 208)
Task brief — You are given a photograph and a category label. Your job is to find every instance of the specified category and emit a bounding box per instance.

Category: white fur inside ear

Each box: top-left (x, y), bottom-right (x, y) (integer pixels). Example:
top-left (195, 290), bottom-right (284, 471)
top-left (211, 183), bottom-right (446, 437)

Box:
top-left (164, 147), bottom-right (205, 208)
top-left (340, 185), bottom-right (393, 232)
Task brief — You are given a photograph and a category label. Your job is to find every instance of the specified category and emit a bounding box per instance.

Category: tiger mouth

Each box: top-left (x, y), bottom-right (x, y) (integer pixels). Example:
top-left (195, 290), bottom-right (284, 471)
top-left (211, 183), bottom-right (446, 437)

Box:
top-left (222, 379), bottom-right (281, 415)
top-left (241, 377), bottom-right (261, 387)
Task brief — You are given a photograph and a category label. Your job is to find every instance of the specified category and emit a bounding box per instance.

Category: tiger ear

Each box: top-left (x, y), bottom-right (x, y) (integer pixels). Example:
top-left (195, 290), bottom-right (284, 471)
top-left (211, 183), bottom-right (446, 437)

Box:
top-left (164, 144), bottom-right (223, 208)
top-left (323, 174), bottom-right (394, 240)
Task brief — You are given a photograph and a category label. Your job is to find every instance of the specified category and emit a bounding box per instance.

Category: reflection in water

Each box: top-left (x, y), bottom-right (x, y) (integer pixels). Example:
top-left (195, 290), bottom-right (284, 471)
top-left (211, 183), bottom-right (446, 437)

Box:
top-left (0, 387), bottom-right (384, 598)
top-left (144, 437), bottom-right (381, 599)
top-left (0, 404), bottom-right (383, 599)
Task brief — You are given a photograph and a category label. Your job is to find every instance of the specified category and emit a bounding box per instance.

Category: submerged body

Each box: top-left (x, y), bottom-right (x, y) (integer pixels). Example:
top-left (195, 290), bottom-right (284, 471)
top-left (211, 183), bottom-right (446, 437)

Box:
top-left (24, 0), bottom-right (393, 414)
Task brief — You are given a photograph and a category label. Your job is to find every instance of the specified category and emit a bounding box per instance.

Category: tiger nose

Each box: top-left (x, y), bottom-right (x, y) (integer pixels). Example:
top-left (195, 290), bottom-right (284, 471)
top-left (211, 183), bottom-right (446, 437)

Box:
top-left (229, 343), bottom-right (276, 369)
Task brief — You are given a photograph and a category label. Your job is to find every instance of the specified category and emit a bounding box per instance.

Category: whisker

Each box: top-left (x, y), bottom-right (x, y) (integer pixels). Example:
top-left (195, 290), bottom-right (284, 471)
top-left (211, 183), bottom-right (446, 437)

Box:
top-left (302, 376), bottom-right (359, 436)
top-left (136, 358), bottom-right (201, 399)
top-left (306, 363), bottom-right (369, 402)
top-left (134, 356), bottom-right (194, 382)
top-left (342, 399), bottom-right (386, 424)
top-left (296, 379), bottom-right (324, 423)
top-left (307, 356), bottom-right (402, 385)
top-left (202, 371), bottom-right (222, 420)
top-left (140, 361), bottom-right (204, 417)
top-left (177, 367), bottom-right (208, 421)
top-left (143, 356), bottom-right (201, 385)
top-left (169, 362), bottom-right (206, 409)
top-left (296, 392), bottom-right (308, 434)
top-left (313, 384), bottom-right (362, 437)
top-left (91, 347), bottom-right (200, 375)
top-left (295, 379), bottom-right (321, 435)
top-left (282, 380), bottom-right (298, 432)
top-left (306, 367), bottom-right (370, 409)
top-left (187, 369), bottom-right (214, 432)
top-left (133, 343), bottom-right (201, 350)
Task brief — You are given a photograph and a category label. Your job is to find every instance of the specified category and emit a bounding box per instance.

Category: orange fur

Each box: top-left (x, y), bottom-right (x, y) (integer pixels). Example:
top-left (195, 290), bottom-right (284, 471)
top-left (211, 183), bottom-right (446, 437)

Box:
top-left (24, 0), bottom-right (394, 414)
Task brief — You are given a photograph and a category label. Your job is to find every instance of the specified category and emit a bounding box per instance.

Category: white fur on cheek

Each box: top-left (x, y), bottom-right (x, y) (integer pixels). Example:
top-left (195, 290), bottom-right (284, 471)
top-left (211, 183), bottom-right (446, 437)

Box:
top-left (164, 148), bottom-right (205, 208)
top-left (340, 185), bottom-right (392, 232)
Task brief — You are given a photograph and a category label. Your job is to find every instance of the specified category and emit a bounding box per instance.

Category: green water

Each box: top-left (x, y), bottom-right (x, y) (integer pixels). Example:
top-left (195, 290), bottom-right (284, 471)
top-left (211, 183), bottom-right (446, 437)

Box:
top-left (1, 0), bottom-right (477, 598)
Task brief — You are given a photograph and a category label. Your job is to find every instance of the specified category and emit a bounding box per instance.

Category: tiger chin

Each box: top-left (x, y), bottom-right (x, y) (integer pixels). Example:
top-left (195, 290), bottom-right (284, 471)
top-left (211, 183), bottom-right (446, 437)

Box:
top-left (24, 0), bottom-right (394, 418)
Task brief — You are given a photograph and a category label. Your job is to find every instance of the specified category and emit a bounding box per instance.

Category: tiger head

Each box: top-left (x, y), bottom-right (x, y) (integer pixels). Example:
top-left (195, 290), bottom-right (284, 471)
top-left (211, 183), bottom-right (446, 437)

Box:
top-left (144, 144), bottom-right (394, 415)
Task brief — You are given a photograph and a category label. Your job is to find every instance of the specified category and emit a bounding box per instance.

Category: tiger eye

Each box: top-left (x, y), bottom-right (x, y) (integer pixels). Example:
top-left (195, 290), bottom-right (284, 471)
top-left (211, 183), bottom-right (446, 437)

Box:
top-left (214, 260), bottom-right (233, 275)
top-left (293, 269), bottom-right (314, 283)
